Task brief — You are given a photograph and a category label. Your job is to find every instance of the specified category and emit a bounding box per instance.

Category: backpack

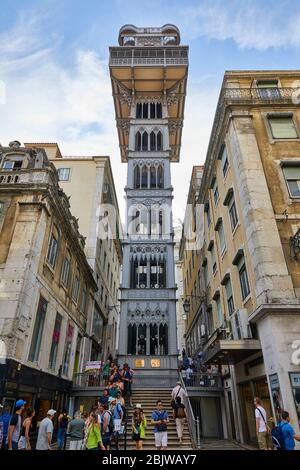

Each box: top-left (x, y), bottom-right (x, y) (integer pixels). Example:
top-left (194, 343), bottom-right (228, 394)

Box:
top-left (271, 423), bottom-right (288, 450)
top-left (175, 405), bottom-right (185, 419)
top-left (60, 415), bottom-right (69, 429)
top-left (102, 411), bottom-right (114, 435)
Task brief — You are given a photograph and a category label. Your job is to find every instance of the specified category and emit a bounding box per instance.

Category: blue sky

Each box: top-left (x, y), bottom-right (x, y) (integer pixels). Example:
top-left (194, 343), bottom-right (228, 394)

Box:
top-left (1, 0), bottom-right (300, 220)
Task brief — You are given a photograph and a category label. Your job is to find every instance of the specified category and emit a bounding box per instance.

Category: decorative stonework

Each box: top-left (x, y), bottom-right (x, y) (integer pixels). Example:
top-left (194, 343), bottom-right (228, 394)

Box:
top-left (166, 93), bottom-right (180, 106)
top-left (131, 198), bottom-right (166, 207)
top-left (117, 118), bottom-right (130, 135)
top-left (168, 119), bottom-right (183, 134)
top-left (136, 36), bottom-right (162, 47)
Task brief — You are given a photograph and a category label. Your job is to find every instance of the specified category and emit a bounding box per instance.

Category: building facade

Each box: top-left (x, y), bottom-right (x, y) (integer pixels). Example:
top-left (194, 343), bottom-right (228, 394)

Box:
top-left (0, 141), bottom-right (97, 420)
top-left (193, 71), bottom-right (300, 447)
top-left (109, 25), bottom-right (188, 382)
top-left (26, 143), bottom-right (123, 368)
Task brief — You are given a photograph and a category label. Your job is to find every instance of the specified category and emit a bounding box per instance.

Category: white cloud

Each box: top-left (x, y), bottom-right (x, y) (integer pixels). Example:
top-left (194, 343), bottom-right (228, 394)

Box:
top-left (0, 9), bottom-right (219, 223)
top-left (181, 0), bottom-right (300, 50)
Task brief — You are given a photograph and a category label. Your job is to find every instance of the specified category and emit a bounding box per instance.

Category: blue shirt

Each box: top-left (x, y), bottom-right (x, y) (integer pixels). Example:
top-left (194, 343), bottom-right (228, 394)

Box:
top-left (151, 410), bottom-right (168, 433)
top-left (280, 421), bottom-right (295, 450)
top-left (0, 412), bottom-right (11, 436)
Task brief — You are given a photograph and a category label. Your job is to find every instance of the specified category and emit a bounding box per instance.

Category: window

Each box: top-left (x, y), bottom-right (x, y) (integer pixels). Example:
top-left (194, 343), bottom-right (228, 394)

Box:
top-left (207, 307), bottom-right (214, 335)
top-left (72, 269), bottom-right (80, 302)
top-left (220, 145), bottom-right (229, 177)
top-left (229, 198), bottom-right (238, 231)
top-left (57, 168), bottom-right (70, 181)
top-left (282, 165), bottom-right (300, 197)
top-left (103, 252), bottom-right (107, 270)
top-left (135, 131), bottom-right (142, 150)
top-left (212, 178), bottom-right (219, 205)
top-left (28, 296), bottom-right (47, 362)
top-left (46, 225), bottom-right (59, 268)
top-left (238, 259), bottom-right (250, 300)
top-left (61, 250), bottom-right (71, 287)
top-left (136, 103), bottom-right (142, 118)
top-left (62, 322), bottom-right (74, 376)
top-left (3, 160), bottom-right (23, 171)
top-left (210, 243), bottom-right (217, 275)
top-left (225, 278), bottom-right (235, 315)
top-left (48, 313), bottom-right (62, 370)
top-left (107, 262), bottom-right (110, 278)
top-left (81, 285), bottom-right (88, 313)
top-left (142, 131), bottom-right (148, 151)
top-left (0, 201), bottom-right (4, 215)
top-left (257, 80), bottom-right (280, 99)
top-left (204, 202), bottom-right (211, 227)
top-left (105, 294), bottom-right (108, 308)
top-left (216, 297), bottom-right (223, 326)
top-left (268, 114), bottom-right (298, 139)
top-left (92, 307), bottom-right (103, 342)
top-left (141, 165), bottom-right (148, 188)
top-left (216, 219), bottom-right (226, 255)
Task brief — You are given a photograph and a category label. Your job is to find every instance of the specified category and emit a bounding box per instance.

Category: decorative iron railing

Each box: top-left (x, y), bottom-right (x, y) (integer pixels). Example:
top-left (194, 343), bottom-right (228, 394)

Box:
top-left (183, 372), bottom-right (223, 389)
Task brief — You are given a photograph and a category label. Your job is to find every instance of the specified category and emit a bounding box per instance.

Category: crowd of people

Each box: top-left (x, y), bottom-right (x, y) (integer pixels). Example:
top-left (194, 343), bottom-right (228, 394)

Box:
top-left (178, 350), bottom-right (222, 387)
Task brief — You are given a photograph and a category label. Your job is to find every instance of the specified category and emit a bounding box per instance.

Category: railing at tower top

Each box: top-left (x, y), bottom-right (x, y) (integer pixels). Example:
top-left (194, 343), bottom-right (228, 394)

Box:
top-left (109, 47), bottom-right (189, 67)
top-left (178, 372), bottom-right (201, 449)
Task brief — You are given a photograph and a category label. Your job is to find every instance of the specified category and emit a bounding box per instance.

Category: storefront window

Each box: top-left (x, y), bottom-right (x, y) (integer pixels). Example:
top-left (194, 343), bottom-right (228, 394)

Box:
top-left (269, 373), bottom-right (284, 423)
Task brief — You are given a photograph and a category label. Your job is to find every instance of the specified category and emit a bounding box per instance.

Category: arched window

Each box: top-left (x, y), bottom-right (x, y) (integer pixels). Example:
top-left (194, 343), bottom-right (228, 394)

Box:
top-left (156, 102), bottom-right (162, 118)
top-left (127, 324), bottom-right (137, 354)
top-left (150, 323), bottom-right (158, 355)
top-left (136, 103), bottom-right (142, 119)
top-left (141, 165), bottom-right (148, 188)
top-left (135, 132), bottom-right (142, 151)
top-left (137, 324), bottom-right (147, 354)
top-left (157, 165), bottom-right (164, 188)
top-left (150, 166), bottom-right (156, 188)
top-left (159, 324), bottom-right (168, 354)
top-left (150, 132), bottom-right (156, 151)
top-left (134, 165), bottom-right (140, 188)
top-left (157, 131), bottom-right (163, 151)
top-left (72, 268), bottom-right (80, 303)
top-left (142, 102), bottom-right (148, 119)
top-left (150, 102), bottom-right (156, 119)
top-left (142, 132), bottom-right (148, 151)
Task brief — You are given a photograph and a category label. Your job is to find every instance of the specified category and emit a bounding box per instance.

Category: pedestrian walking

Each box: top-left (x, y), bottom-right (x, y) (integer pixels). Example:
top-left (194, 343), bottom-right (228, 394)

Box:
top-left (254, 397), bottom-right (271, 450)
top-left (121, 364), bottom-right (133, 407)
top-left (171, 381), bottom-right (187, 404)
top-left (18, 408), bottom-right (35, 450)
top-left (0, 405), bottom-right (11, 450)
top-left (99, 389), bottom-right (110, 406)
top-left (132, 404), bottom-right (147, 450)
top-left (86, 412), bottom-right (105, 450)
top-left (7, 399), bottom-right (26, 450)
top-left (100, 404), bottom-right (112, 450)
top-left (36, 409), bottom-right (56, 450)
top-left (172, 397), bottom-right (186, 445)
top-left (57, 408), bottom-right (69, 450)
top-left (68, 411), bottom-right (85, 450)
top-left (151, 400), bottom-right (169, 450)
top-left (276, 411), bottom-right (300, 450)
top-left (102, 360), bottom-right (111, 386)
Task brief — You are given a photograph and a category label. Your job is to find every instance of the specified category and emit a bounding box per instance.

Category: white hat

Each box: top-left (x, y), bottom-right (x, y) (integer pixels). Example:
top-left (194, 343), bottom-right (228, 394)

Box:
top-left (47, 409), bottom-right (56, 416)
top-left (135, 403), bottom-right (142, 409)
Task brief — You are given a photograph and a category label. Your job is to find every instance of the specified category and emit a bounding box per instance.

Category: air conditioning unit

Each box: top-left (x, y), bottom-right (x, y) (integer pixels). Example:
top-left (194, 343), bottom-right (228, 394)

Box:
top-left (200, 324), bottom-right (206, 337)
top-left (230, 309), bottom-right (252, 340)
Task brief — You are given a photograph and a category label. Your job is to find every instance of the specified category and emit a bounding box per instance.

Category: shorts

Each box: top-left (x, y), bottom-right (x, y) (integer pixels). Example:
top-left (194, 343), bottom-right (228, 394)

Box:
top-left (257, 431), bottom-right (269, 450)
top-left (154, 431), bottom-right (168, 448)
top-left (18, 437), bottom-right (27, 450)
top-left (102, 432), bottom-right (111, 448)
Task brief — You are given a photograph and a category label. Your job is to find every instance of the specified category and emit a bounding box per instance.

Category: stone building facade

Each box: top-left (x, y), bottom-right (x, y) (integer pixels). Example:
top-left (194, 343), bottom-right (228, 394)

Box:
top-left (190, 71), bottom-right (300, 447)
top-left (0, 142), bottom-right (97, 419)
top-left (27, 144), bottom-right (123, 365)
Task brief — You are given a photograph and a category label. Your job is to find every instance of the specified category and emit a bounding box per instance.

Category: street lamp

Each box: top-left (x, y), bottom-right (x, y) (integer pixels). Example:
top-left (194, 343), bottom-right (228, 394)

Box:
top-left (182, 299), bottom-right (190, 319)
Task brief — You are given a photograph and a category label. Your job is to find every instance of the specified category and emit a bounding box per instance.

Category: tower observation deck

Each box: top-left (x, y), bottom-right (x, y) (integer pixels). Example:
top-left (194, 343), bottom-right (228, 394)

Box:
top-left (109, 24), bottom-right (188, 384)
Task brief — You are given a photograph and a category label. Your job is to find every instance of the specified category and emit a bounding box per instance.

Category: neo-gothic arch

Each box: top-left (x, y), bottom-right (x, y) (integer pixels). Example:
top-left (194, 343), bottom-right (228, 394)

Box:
top-left (135, 127), bottom-right (163, 152)
top-left (136, 101), bottom-right (162, 119)
top-left (133, 161), bottom-right (164, 188)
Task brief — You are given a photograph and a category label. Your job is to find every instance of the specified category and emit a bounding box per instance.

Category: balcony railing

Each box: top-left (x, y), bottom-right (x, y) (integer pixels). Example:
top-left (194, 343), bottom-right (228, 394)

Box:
top-left (0, 170), bottom-right (49, 185)
top-left (221, 86), bottom-right (300, 104)
top-left (109, 47), bottom-right (188, 67)
top-left (183, 372), bottom-right (223, 389)
top-left (73, 372), bottom-right (106, 388)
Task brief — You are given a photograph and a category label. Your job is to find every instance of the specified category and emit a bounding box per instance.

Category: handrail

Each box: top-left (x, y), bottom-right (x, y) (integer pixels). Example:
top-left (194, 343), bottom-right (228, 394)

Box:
top-left (178, 371), bottom-right (201, 449)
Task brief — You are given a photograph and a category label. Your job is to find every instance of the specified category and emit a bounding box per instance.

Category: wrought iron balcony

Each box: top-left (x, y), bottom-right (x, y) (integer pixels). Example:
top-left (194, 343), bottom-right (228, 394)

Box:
top-left (109, 47), bottom-right (189, 67)
top-left (183, 372), bottom-right (223, 389)
top-left (221, 86), bottom-right (300, 105)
